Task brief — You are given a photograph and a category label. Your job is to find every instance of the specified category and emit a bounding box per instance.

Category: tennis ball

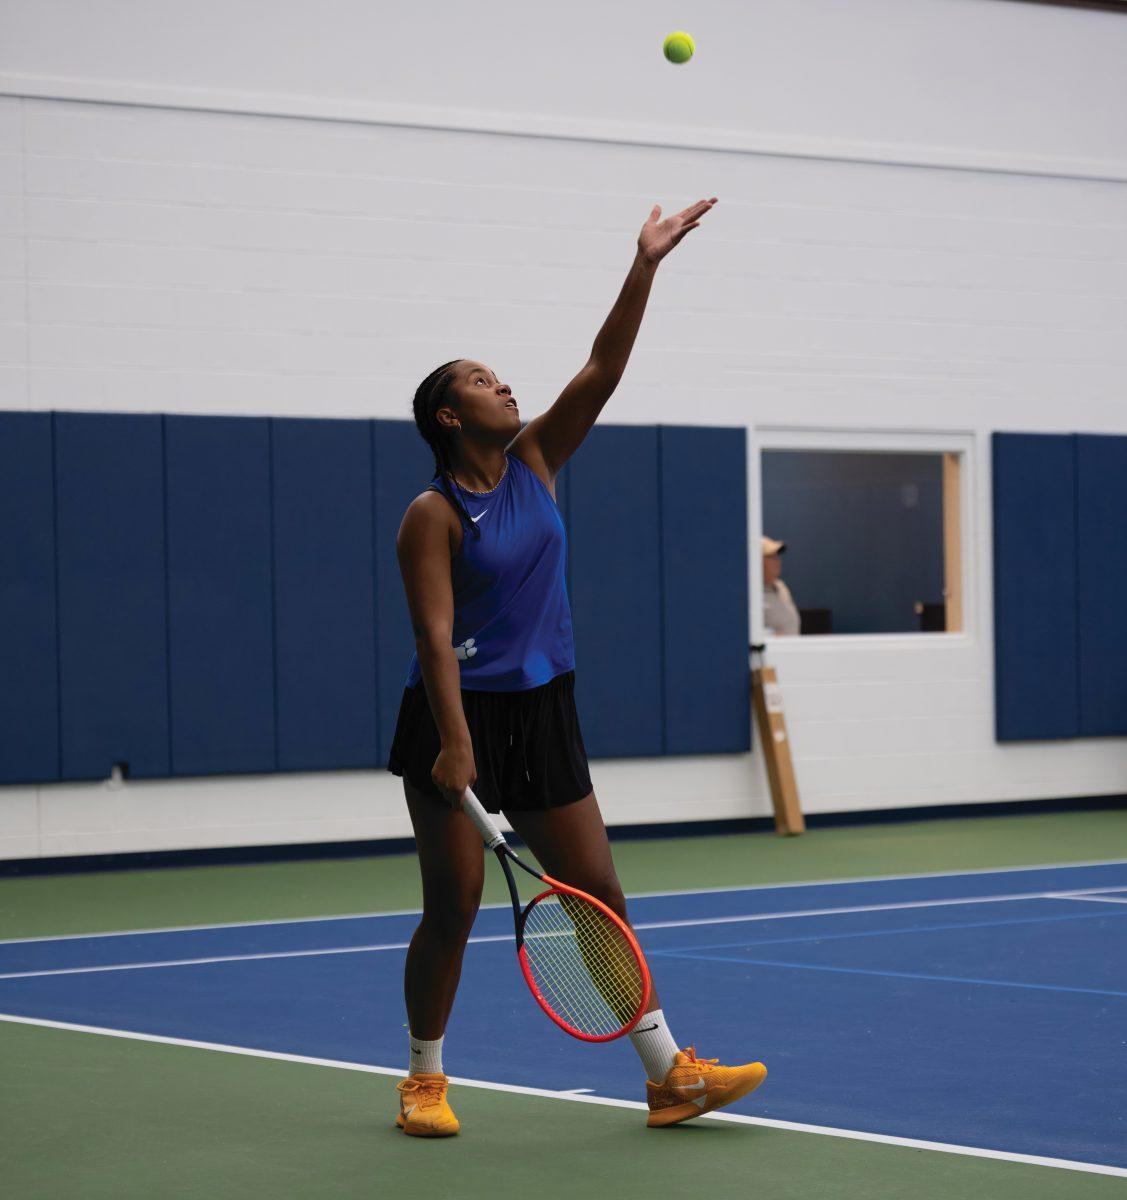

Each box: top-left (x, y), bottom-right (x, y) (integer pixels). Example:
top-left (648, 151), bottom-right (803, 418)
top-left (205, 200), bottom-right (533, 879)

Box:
top-left (663, 30), bottom-right (695, 64)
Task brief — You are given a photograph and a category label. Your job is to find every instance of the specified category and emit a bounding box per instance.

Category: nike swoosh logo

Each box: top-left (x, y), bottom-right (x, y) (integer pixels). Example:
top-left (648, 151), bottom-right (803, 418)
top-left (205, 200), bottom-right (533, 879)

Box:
top-left (470, 508), bottom-right (489, 523)
top-left (673, 1076), bottom-right (708, 1096)
top-left (403, 1103), bottom-right (417, 1118)
top-left (634, 1023), bottom-right (659, 1034)
top-left (410, 1045), bottom-right (422, 1054)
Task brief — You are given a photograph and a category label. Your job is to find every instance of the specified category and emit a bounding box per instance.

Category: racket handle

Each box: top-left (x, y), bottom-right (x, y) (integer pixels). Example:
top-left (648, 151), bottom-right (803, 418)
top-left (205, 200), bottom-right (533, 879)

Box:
top-left (461, 787), bottom-right (506, 851)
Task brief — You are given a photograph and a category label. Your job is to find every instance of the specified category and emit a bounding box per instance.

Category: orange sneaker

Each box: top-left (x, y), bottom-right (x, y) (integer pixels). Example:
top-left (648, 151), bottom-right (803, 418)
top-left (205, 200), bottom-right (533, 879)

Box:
top-left (395, 1072), bottom-right (460, 1137)
top-left (646, 1047), bottom-right (767, 1128)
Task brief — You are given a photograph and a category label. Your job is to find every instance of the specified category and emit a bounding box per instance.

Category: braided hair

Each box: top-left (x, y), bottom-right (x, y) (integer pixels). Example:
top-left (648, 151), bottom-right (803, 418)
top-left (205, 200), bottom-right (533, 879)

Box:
top-left (411, 358), bottom-right (483, 543)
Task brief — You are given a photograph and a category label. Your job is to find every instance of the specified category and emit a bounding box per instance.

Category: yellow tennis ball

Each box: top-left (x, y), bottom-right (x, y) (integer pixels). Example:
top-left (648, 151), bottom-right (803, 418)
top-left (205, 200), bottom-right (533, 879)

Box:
top-left (662, 30), bottom-right (695, 64)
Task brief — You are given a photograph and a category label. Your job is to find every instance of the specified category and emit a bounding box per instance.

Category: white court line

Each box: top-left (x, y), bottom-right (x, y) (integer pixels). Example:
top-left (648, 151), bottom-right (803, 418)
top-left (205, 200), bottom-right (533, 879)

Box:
top-left (0, 903), bottom-right (469, 948)
top-left (2, 857), bottom-right (1124, 947)
top-left (1, 1012), bottom-right (1123, 1179)
top-left (625, 857), bottom-right (1127, 903)
top-left (1046, 893), bottom-right (1127, 906)
top-left (627, 884), bottom-right (1127, 934)
top-left (0, 934), bottom-right (504, 981)
top-left (3, 886), bottom-right (1125, 983)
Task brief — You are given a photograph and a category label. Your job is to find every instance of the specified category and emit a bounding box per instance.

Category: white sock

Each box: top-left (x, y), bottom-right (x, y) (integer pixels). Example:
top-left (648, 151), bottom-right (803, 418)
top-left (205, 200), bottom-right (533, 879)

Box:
top-left (629, 1009), bottom-right (680, 1083)
top-left (408, 1033), bottom-right (444, 1076)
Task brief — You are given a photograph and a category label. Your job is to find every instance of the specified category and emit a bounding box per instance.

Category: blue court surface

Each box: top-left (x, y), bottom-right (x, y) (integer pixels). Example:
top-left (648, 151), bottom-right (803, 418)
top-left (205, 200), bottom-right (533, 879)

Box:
top-left (2, 861), bottom-right (1125, 1171)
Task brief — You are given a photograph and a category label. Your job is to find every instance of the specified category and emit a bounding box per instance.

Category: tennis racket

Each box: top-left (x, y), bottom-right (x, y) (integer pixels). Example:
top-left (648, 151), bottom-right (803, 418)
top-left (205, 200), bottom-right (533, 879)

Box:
top-left (460, 786), bottom-right (652, 1042)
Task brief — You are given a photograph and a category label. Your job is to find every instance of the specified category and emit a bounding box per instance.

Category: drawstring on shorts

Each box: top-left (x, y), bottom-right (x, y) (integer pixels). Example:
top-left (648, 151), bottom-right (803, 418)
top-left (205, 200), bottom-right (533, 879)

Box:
top-left (509, 704), bottom-right (531, 783)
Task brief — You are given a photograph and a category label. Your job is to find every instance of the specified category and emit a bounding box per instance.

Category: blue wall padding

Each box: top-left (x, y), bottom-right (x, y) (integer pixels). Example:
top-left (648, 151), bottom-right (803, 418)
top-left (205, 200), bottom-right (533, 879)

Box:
top-left (8, 413), bottom-right (753, 786)
top-left (371, 419), bottom-right (437, 764)
top-left (991, 433), bottom-right (1080, 741)
top-left (567, 426), bottom-right (665, 758)
top-left (54, 413), bottom-right (171, 779)
top-left (1076, 435), bottom-right (1127, 736)
top-left (660, 426), bottom-right (751, 754)
top-left (554, 459), bottom-right (571, 598)
top-left (0, 413), bottom-right (59, 784)
top-left (272, 418), bottom-right (378, 770)
top-left (165, 416), bottom-right (276, 775)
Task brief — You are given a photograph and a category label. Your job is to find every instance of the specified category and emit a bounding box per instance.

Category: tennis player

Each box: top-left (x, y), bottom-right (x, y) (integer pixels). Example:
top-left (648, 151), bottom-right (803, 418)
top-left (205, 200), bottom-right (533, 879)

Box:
top-left (387, 197), bottom-right (767, 1137)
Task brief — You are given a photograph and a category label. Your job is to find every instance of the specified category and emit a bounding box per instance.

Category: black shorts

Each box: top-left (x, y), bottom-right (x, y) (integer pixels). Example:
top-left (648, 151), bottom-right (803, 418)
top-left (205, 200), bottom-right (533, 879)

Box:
top-left (386, 669), bottom-right (593, 814)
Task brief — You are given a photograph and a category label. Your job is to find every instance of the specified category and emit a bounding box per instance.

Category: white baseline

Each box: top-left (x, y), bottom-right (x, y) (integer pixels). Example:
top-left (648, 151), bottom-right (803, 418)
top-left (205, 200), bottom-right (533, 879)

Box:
top-left (0, 1014), bottom-right (1123, 1180)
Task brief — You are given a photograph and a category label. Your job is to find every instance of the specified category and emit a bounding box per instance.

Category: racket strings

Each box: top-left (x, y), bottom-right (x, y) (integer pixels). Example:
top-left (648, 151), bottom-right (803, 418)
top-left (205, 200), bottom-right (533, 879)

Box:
top-left (521, 891), bottom-right (645, 1037)
top-left (523, 904), bottom-right (635, 1035)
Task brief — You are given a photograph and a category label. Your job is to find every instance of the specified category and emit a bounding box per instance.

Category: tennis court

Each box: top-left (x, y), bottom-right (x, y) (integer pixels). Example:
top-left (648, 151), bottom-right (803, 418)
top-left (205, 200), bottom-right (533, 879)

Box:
top-left (3, 817), bottom-right (1126, 1197)
top-left (5, 5), bottom-right (1127, 1197)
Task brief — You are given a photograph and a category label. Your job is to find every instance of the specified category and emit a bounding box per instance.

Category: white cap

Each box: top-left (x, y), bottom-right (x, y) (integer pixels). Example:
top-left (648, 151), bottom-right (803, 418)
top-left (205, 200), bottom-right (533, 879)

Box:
top-left (762, 536), bottom-right (786, 556)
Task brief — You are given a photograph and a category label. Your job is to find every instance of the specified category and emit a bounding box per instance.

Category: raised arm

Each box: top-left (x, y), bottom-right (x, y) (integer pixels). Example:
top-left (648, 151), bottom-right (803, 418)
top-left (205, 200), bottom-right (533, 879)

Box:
top-left (514, 197), bottom-right (718, 479)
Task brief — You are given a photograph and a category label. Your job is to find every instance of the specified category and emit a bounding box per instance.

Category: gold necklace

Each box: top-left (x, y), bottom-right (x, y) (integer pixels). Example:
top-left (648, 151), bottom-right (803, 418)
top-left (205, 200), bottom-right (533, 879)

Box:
top-left (446, 456), bottom-right (509, 495)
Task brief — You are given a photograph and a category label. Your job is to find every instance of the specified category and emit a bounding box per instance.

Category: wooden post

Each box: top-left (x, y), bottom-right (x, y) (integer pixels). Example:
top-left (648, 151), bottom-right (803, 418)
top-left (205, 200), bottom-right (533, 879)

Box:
top-left (942, 452), bottom-right (963, 633)
top-left (751, 659), bottom-right (805, 836)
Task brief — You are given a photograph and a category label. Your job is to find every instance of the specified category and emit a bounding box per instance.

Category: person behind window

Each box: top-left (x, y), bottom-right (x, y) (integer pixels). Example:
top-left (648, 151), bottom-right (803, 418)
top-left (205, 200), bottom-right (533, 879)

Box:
top-left (763, 536), bottom-right (801, 637)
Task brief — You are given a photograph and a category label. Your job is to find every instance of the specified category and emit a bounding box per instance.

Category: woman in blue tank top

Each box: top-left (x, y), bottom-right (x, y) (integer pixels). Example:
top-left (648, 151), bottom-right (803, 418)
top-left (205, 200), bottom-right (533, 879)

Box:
top-left (387, 197), bottom-right (766, 1137)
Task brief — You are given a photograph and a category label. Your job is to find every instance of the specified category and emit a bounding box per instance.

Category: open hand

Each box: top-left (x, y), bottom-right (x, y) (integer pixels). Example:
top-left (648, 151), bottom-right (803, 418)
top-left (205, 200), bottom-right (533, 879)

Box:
top-left (637, 196), bottom-right (718, 265)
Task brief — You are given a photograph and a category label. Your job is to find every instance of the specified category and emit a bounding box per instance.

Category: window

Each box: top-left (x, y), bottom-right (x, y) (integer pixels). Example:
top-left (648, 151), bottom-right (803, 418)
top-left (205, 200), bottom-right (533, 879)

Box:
top-left (759, 449), bottom-right (963, 637)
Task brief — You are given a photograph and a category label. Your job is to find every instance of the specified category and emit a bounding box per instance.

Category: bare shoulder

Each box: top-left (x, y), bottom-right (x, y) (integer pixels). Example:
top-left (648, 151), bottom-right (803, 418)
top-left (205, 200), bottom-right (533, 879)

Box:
top-left (399, 486), bottom-right (462, 559)
top-left (507, 426), bottom-right (557, 501)
top-left (402, 486), bottom-right (452, 523)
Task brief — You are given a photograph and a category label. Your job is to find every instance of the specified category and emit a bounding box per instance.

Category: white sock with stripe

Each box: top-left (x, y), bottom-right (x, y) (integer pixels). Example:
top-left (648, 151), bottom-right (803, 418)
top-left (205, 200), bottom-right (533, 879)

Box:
top-left (629, 1009), bottom-right (680, 1083)
top-left (408, 1034), bottom-right (444, 1076)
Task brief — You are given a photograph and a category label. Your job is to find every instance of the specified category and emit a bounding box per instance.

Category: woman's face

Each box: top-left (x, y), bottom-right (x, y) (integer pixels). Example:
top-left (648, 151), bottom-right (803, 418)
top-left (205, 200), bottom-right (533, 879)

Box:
top-left (763, 552), bottom-right (783, 586)
top-left (440, 360), bottom-right (521, 437)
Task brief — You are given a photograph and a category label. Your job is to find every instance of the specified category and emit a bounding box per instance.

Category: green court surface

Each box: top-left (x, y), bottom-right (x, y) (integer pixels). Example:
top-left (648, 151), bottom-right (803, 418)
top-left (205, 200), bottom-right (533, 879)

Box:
top-left (3, 807), bottom-right (1126, 1199)
top-left (3, 1018), bottom-right (1122, 1200)
top-left (4, 807), bottom-right (1127, 942)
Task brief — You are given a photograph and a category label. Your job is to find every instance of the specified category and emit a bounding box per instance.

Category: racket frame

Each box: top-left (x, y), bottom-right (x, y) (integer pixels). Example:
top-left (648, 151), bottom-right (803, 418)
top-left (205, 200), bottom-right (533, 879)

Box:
top-left (461, 787), bottom-right (652, 1042)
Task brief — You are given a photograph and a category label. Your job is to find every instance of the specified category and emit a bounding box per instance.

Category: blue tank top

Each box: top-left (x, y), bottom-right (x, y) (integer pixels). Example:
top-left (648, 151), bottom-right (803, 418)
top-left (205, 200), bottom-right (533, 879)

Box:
top-left (402, 452), bottom-right (576, 692)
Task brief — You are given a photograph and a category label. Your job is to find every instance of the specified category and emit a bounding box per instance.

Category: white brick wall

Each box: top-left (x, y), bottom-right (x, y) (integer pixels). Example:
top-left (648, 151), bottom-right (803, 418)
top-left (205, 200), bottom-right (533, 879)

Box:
top-left (1, 76), bottom-right (1126, 855)
top-left (4, 0), bottom-right (1127, 173)
top-left (0, 96), bottom-right (27, 409)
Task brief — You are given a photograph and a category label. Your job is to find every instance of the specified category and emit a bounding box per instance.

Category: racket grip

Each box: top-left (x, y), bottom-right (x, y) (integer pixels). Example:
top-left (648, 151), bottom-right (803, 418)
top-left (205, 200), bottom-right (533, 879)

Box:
top-left (460, 787), bottom-right (507, 850)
